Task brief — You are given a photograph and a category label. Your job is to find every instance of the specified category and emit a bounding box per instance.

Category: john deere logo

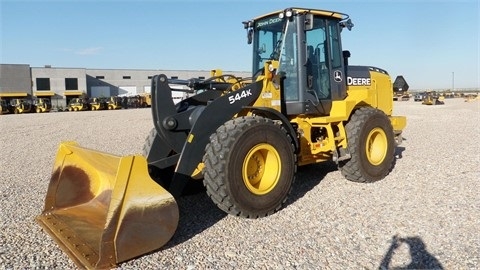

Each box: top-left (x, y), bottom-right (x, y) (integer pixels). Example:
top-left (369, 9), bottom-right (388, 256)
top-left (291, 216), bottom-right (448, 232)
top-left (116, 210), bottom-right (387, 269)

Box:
top-left (334, 70), bottom-right (342, 82)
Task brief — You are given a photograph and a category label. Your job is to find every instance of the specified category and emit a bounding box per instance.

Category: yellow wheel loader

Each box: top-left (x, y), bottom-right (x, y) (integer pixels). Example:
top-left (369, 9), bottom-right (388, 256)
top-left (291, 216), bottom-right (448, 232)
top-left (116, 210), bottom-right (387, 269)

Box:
top-left (37, 7), bottom-right (406, 269)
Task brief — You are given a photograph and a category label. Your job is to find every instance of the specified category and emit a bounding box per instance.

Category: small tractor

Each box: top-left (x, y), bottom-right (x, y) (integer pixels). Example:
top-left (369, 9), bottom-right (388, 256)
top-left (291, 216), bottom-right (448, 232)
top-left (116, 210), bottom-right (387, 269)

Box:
top-left (67, 97), bottom-right (89, 111)
top-left (88, 97), bottom-right (108, 110)
top-left (33, 98), bottom-right (52, 113)
top-left (107, 96), bottom-right (122, 109)
top-left (139, 93), bottom-right (152, 107)
top-left (422, 92), bottom-right (444, 105)
top-left (37, 7), bottom-right (406, 269)
top-left (9, 98), bottom-right (33, 114)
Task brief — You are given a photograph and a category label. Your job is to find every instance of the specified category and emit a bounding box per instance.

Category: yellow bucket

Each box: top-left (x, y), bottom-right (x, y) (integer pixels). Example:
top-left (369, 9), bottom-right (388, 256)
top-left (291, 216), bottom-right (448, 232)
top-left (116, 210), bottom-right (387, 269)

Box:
top-left (36, 142), bottom-right (178, 269)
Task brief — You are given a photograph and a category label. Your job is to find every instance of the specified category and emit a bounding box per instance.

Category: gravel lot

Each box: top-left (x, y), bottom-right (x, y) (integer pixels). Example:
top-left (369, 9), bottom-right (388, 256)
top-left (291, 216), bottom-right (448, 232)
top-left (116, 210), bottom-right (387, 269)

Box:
top-left (0, 98), bottom-right (479, 269)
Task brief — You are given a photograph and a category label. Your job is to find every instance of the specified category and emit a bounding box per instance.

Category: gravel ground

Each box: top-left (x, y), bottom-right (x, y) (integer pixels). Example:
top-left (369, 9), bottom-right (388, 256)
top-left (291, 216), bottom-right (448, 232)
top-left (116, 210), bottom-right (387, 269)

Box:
top-left (0, 98), bottom-right (479, 269)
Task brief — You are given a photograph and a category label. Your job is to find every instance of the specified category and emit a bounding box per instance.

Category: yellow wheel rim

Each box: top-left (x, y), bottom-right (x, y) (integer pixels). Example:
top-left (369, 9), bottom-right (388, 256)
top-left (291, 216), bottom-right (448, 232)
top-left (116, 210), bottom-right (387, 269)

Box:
top-left (365, 127), bottom-right (388, 165)
top-left (242, 143), bottom-right (281, 195)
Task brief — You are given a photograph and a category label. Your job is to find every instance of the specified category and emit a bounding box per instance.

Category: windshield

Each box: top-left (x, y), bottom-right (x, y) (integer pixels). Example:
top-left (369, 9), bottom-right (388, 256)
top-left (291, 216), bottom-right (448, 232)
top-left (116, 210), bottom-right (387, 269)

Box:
top-left (253, 15), bottom-right (299, 100)
top-left (252, 15), bottom-right (285, 73)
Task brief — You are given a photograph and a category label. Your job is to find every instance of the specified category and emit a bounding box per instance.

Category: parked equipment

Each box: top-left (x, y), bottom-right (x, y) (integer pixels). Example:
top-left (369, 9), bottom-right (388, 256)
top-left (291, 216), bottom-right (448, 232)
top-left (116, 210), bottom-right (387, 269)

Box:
top-left (33, 98), bottom-right (52, 113)
top-left (107, 96), bottom-right (122, 110)
top-left (67, 98), bottom-right (89, 111)
top-left (0, 99), bottom-right (9, 114)
top-left (37, 7), bottom-right (406, 269)
top-left (393, 75), bottom-right (410, 101)
top-left (89, 97), bottom-right (107, 110)
top-left (138, 93), bottom-right (152, 107)
top-left (9, 98), bottom-right (32, 114)
top-left (422, 92), bottom-right (444, 105)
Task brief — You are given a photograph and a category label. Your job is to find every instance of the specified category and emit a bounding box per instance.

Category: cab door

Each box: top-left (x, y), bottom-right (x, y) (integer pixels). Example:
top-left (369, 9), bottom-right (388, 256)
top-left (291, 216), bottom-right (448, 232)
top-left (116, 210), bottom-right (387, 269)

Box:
top-left (326, 20), bottom-right (347, 102)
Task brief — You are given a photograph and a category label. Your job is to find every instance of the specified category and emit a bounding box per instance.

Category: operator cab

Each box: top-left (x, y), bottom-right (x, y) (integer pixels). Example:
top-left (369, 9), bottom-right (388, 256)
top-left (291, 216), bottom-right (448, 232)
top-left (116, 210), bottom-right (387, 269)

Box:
top-left (244, 8), bottom-right (354, 115)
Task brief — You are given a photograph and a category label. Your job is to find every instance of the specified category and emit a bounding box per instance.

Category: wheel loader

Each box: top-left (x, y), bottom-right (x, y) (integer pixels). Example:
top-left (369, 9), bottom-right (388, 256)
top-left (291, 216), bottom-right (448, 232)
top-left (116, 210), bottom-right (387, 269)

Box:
top-left (37, 7), bottom-right (406, 269)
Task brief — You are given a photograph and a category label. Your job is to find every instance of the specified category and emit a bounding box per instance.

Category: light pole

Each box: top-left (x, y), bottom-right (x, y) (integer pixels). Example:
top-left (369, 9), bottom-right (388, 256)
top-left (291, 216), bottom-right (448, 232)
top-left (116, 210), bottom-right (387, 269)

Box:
top-left (452, 72), bottom-right (455, 92)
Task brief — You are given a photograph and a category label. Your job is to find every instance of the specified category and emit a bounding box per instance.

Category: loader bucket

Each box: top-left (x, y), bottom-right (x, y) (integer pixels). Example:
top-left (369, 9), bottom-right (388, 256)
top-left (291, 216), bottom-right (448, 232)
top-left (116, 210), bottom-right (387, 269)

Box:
top-left (36, 142), bottom-right (179, 269)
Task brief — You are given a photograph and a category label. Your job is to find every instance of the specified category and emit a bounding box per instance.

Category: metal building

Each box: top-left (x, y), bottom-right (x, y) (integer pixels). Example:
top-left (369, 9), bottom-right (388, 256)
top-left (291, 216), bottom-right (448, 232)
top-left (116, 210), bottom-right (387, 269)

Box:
top-left (1, 64), bottom-right (250, 111)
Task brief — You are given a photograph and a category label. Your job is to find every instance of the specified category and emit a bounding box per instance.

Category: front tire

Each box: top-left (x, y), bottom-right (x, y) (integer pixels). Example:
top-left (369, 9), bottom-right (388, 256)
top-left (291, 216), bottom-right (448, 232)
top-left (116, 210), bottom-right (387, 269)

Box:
top-left (339, 107), bottom-right (395, 182)
top-left (203, 116), bottom-right (296, 218)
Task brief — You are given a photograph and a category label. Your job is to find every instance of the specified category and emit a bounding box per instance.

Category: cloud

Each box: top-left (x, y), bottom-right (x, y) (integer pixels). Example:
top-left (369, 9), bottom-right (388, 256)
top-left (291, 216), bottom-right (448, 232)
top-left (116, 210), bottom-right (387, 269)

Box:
top-left (75, 47), bottom-right (103, 55)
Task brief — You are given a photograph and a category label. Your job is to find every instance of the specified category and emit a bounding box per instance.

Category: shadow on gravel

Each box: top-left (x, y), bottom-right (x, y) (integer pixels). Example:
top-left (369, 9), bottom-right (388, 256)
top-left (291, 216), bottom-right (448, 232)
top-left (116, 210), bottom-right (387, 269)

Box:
top-left (395, 146), bottom-right (406, 159)
top-left (161, 181), bottom-right (227, 249)
top-left (285, 161), bottom-right (338, 206)
top-left (160, 162), bottom-right (338, 250)
top-left (379, 235), bottom-right (444, 270)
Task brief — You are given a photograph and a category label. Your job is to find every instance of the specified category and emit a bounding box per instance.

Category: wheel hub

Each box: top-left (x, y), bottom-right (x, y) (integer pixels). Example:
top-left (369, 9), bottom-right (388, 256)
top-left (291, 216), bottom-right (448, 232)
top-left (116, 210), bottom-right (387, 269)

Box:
top-left (243, 143), bottom-right (281, 195)
top-left (366, 127), bottom-right (387, 165)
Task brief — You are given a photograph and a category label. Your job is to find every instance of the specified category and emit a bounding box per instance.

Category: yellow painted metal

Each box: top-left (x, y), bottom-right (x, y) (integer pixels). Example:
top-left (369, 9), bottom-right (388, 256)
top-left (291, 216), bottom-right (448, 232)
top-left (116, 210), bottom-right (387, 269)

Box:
top-left (0, 92), bottom-right (28, 97)
top-left (191, 162), bottom-right (205, 180)
top-left (64, 91), bottom-right (84, 96)
top-left (365, 127), bottom-right (388, 165)
top-left (36, 142), bottom-right (179, 269)
top-left (242, 143), bottom-right (281, 195)
top-left (35, 91), bottom-right (55, 97)
top-left (390, 116), bottom-right (407, 133)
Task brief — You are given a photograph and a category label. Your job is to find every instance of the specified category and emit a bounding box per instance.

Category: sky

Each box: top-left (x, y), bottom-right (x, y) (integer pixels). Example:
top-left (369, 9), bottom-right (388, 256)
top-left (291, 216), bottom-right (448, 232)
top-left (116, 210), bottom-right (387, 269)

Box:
top-left (1, 0), bottom-right (479, 90)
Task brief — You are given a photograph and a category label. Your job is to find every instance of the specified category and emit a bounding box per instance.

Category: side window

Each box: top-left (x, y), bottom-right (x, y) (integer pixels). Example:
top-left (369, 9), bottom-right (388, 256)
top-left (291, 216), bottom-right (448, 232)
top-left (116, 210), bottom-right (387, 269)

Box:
top-left (328, 21), bottom-right (342, 69)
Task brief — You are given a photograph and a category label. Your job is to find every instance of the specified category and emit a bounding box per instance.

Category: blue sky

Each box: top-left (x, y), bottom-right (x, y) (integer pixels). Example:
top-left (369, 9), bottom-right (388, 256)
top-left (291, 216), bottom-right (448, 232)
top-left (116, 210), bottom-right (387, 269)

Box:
top-left (1, 0), bottom-right (478, 90)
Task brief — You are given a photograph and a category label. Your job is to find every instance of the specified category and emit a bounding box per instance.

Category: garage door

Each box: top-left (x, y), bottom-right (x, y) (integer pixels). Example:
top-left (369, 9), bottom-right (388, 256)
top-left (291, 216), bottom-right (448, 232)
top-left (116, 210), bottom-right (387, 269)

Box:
top-left (90, 86), bottom-right (110, 97)
top-left (118, 86), bottom-right (137, 96)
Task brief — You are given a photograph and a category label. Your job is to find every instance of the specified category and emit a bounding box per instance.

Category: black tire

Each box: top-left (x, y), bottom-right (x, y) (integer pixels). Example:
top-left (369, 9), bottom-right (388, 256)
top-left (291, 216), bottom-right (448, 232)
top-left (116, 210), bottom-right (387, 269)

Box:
top-left (203, 116), bottom-right (296, 218)
top-left (142, 128), bottom-right (175, 189)
top-left (339, 107), bottom-right (395, 183)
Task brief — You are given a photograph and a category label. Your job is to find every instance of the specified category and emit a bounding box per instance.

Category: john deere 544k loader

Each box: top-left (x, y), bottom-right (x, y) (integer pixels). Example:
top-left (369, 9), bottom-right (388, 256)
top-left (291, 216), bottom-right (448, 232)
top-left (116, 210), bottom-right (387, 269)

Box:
top-left (37, 7), bottom-right (406, 269)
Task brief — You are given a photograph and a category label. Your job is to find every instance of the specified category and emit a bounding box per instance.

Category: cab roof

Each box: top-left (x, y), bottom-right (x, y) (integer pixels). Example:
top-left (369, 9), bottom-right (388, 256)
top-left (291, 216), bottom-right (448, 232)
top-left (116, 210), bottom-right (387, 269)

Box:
top-left (253, 7), bottom-right (348, 21)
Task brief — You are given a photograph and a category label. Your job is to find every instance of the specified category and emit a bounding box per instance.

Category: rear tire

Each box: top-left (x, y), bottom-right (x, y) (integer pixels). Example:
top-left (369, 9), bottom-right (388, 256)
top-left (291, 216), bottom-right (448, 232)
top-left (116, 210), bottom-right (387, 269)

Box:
top-left (339, 107), bottom-right (395, 182)
top-left (203, 116), bottom-right (296, 218)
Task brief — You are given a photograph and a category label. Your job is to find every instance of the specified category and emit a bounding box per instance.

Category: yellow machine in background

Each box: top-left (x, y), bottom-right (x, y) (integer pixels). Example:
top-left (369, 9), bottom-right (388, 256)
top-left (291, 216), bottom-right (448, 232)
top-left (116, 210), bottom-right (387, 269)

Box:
top-left (464, 94), bottom-right (479, 102)
top-left (37, 7), bottom-right (406, 269)
top-left (107, 96), bottom-right (122, 110)
top-left (33, 98), bottom-right (52, 113)
top-left (89, 97), bottom-right (108, 110)
top-left (0, 99), bottom-right (9, 114)
top-left (422, 92), bottom-right (445, 105)
top-left (10, 98), bottom-right (33, 114)
top-left (138, 93), bottom-right (152, 107)
top-left (67, 98), bottom-right (89, 111)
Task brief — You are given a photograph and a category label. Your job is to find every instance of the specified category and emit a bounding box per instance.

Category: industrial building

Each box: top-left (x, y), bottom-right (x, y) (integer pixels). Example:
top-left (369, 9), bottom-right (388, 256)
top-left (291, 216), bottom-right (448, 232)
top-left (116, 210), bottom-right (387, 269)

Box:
top-left (0, 64), bottom-right (250, 109)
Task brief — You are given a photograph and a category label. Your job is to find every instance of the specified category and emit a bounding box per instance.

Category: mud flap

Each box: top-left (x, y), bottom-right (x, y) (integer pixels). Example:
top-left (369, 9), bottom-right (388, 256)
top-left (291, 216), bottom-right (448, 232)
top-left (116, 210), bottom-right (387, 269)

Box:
top-left (36, 142), bottom-right (179, 269)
